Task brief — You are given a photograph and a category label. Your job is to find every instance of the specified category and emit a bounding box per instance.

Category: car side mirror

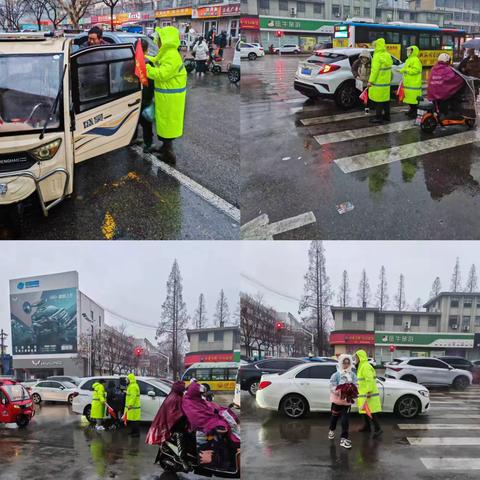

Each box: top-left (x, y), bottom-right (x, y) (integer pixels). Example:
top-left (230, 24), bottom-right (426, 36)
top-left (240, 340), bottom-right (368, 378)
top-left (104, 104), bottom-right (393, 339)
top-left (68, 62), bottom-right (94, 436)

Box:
top-left (449, 366), bottom-right (454, 370)
top-left (60, 386), bottom-right (65, 390)
top-left (147, 390), bottom-right (155, 397)
top-left (1, 397), bottom-right (7, 405)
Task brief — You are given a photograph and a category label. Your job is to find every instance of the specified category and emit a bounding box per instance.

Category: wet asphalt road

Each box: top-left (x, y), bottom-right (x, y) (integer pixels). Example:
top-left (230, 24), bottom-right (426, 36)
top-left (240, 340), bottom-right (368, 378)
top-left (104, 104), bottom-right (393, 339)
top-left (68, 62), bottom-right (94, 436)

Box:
top-left (242, 385), bottom-right (480, 480)
top-left (0, 74), bottom-right (239, 240)
top-left (241, 55), bottom-right (480, 240)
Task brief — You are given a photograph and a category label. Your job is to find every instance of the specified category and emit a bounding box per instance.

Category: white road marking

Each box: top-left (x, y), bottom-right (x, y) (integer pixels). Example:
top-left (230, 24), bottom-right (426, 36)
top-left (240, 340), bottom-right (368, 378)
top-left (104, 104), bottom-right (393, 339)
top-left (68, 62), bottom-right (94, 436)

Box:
top-left (427, 414), bottom-right (480, 418)
top-left (431, 400), bottom-right (480, 404)
top-left (300, 106), bottom-right (408, 126)
top-left (408, 437), bottom-right (480, 446)
top-left (399, 424), bottom-right (480, 430)
top-left (132, 146), bottom-right (240, 223)
top-left (335, 129), bottom-right (480, 173)
top-left (314, 120), bottom-right (415, 146)
top-left (241, 212), bottom-right (316, 240)
top-left (430, 407), bottom-right (480, 411)
top-left (421, 458), bottom-right (480, 470)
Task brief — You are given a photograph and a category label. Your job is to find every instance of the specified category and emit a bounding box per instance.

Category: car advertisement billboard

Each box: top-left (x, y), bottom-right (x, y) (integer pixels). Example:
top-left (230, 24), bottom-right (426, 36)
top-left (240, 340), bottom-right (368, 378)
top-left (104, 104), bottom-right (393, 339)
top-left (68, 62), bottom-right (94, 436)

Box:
top-left (9, 271), bottom-right (79, 355)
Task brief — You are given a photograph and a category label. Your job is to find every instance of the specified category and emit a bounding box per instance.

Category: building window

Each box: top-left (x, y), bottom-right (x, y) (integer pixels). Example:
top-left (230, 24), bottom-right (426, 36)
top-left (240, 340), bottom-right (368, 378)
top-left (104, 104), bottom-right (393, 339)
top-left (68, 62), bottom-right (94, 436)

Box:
top-left (393, 315), bottom-right (402, 326)
top-left (279, 0), bottom-right (288, 10)
top-left (344, 6), bottom-right (350, 17)
top-left (450, 298), bottom-right (459, 307)
top-left (462, 316), bottom-right (471, 331)
top-left (364, 7), bottom-right (370, 16)
top-left (445, 0), bottom-right (454, 7)
top-left (332, 5), bottom-right (341, 18)
top-left (214, 331), bottom-right (224, 341)
top-left (455, 0), bottom-right (464, 8)
top-left (375, 313), bottom-right (385, 326)
top-left (297, 1), bottom-right (306, 13)
top-left (411, 316), bottom-right (420, 327)
top-left (436, 0), bottom-right (445, 5)
top-left (259, 0), bottom-right (269, 9)
top-left (449, 315), bottom-right (459, 329)
top-left (464, 299), bottom-right (472, 308)
top-left (475, 316), bottom-right (480, 327)
top-left (354, 6), bottom-right (361, 15)
top-left (428, 317), bottom-right (438, 327)
top-left (399, 11), bottom-right (404, 20)
top-left (199, 332), bottom-right (208, 342)
top-left (314, 3), bottom-right (323, 14)
top-left (357, 311), bottom-right (366, 321)
top-left (99, 315), bottom-right (102, 327)
top-left (343, 310), bottom-right (352, 321)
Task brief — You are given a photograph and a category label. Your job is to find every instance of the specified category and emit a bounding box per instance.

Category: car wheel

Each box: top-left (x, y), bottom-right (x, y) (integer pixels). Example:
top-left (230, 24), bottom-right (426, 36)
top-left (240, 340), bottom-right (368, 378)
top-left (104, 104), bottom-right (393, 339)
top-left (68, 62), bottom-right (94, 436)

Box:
top-left (84, 404), bottom-right (95, 424)
top-left (395, 395), bottom-right (421, 418)
top-left (16, 414), bottom-right (30, 428)
top-left (68, 394), bottom-right (74, 405)
top-left (453, 376), bottom-right (469, 390)
top-left (228, 68), bottom-right (240, 84)
top-left (294, 50), bottom-right (300, 54)
top-left (281, 394), bottom-right (309, 419)
top-left (248, 52), bottom-right (257, 61)
top-left (334, 81), bottom-right (359, 110)
top-left (247, 379), bottom-right (259, 396)
top-left (32, 393), bottom-right (41, 404)
top-left (400, 375), bottom-right (417, 383)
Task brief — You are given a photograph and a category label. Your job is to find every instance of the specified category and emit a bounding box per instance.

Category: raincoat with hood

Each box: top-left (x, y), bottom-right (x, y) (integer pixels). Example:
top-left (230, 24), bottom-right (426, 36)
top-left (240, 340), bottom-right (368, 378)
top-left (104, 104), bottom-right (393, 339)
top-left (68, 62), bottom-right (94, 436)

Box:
top-left (146, 381), bottom-right (186, 446)
top-left (355, 349), bottom-right (382, 414)
top-left (399, 46), bottom-right (423, 105)
top-left (125, 373), bottom-right (141, 421)
top-left (427, 60), bottom-right (465, 101)
top-left (330, 354), bottom-right (358, 406)
top-left (368, 38), bottom-right (393, 103)
top-left (91, 382), bottom-right (106, 419)
top-left (146, 26), bottom-right (187, 139)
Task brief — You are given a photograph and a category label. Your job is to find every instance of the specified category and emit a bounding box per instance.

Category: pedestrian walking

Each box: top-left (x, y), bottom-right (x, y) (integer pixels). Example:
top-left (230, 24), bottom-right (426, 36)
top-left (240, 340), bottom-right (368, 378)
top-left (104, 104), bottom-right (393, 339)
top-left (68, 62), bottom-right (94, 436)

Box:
top-left (367, 38), bottom-right (393, 123)
top-left (351, 50), bottom-right (371, 90)
top-left (106, 380), bottom-right (124, 427)
top-left (328, 354), bottom-right (358, 449)
top-left (124, 373), bottom-right (141, 437)
top-left (192, 36), bottom-right (209, 76)
top-left (146, 26), bottom-right (187, 164)
top-left (399, 46), bottom-right (423, 118)
top-left (355, 349), bottom-right (383, 438)
top-left (91, 380), bottom-right (106, 431)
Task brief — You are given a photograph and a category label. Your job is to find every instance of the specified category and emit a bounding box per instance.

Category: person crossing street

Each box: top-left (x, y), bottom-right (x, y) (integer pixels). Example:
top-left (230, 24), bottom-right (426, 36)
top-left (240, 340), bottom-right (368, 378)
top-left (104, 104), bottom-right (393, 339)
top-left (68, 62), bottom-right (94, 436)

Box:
top-left (124, 373), bottom-right (141, 437)
top-left (399, 46), bottom-right (423, 118)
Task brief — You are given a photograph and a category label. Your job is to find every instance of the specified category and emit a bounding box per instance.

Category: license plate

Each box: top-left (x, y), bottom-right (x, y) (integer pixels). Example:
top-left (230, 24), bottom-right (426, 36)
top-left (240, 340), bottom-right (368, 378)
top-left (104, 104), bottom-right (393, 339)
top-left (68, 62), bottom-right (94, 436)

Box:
top-left (301, 68), bottom-right (311, 75)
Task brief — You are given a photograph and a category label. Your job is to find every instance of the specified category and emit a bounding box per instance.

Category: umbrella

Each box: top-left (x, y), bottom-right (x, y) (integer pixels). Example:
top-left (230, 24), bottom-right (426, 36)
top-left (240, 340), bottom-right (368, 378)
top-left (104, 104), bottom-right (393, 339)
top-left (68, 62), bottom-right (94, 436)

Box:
top-left (463, 39), bottom-right (480, 50)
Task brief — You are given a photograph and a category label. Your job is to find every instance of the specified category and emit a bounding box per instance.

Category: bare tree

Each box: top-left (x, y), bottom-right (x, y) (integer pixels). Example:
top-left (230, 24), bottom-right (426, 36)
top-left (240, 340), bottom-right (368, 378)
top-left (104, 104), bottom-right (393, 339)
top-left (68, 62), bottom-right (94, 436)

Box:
top-left (465, 264), bottom-right (478, 293)
top-left (413, 297), bottom-right (422, 312)
top-left (101, 0), bottom-right (120, 32)
top-left (337, 270), bottom-right (351, 307)
top-left (193, 293), bottom-right (207, 329)
top-left (375, 265), bottom-right (389, 311)
top-left (157, 260), bottom-right (189, 380)
top-left (58, 0), bottom-right (91, 29)
top-left (214, 289), bottom-right (230, 327)
top-left (0, 0), bottom-right (29, 31)
top-left (430, 276), bottom-right (442, 299)
top-left (45, 0), bottom-right (67, 29)
top-left (394, 274), bottom-right (406, 311)
top-left (240, 293), bottom-right (262, 359)
top-left (357, 269), bottom-right (371, 307)
top-left (29, 0), bottom-right (48, 31)
top-left (450, 257), bottom-right (462, 292)
top-left (299, 241), bottom-right (333, 356)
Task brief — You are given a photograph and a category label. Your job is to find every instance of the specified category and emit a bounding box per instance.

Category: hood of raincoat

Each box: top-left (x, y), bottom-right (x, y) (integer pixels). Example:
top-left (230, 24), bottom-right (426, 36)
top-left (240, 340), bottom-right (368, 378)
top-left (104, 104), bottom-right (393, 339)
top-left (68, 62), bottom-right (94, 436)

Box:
top-left (427, 61), bottom-right (465, 101)
top-left (127, 373), bottom-right (137, 384)
top-left (355, 349), bottom-right (368, 365)
top-left (155, 26), bottom-right (180, 57)
top-left (337, 353), bottom-right (354, 374)
top-left (373, 38), bottom-right (387, 53)
top-left (408, 45), bottom-right (419, 57)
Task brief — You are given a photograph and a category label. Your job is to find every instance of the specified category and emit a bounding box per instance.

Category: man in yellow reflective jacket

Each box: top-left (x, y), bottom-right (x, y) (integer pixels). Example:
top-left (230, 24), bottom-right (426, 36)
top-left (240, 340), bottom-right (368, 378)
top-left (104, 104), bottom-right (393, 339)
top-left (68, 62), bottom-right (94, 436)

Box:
top-left (146, 26), bottom-right (187, 164)
top-left (125, 373), bottom-right (141, 436)
top-left (399, 45), bottom-right (423, 118)
top-left (355, 349), bottom-right (383, 438)
top-left (91, 380), bottom-right (106, 431)
top-left (368, 38), bottom-right (393, 124)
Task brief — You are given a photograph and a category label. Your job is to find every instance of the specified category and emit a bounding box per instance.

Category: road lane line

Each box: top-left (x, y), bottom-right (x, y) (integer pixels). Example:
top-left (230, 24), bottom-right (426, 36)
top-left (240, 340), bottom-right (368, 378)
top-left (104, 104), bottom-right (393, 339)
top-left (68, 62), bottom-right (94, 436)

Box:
top-left (241, 212), bottom-right (316, 240)
top-left (408, 437), bottom-right (480, 446)
top-left (132, 146), bottom-right (240, 223)
top-left (314, 120), bottom-right (415, 146)
top-left (431, 400), bottom-right (480, 404)
top-left (399, 424), bottom-right (480, 430)
top-left (427, 414), bottom-right (480, 418)
top-left (421, 458), bottom-right (480, 470)
top-left (430, 407), bottom-right (480, 411)
top-left (300, 106), bottom-right (408, 126)
top-left (335, 129), bottom-right (480, 173)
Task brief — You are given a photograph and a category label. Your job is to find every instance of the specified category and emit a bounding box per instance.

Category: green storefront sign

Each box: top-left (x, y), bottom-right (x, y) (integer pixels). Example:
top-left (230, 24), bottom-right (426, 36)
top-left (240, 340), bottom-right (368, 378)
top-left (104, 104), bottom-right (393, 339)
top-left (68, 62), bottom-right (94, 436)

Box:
top-left (259, 16), bottom-right (336, 33)
top-left (376, 332), bottom-right (474, 348)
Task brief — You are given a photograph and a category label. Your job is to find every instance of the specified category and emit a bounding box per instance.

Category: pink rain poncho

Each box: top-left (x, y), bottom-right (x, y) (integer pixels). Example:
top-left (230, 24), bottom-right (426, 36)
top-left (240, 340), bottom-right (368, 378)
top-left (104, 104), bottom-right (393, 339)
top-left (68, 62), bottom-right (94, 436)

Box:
top-left (427, 61), bottom-right (465, 101)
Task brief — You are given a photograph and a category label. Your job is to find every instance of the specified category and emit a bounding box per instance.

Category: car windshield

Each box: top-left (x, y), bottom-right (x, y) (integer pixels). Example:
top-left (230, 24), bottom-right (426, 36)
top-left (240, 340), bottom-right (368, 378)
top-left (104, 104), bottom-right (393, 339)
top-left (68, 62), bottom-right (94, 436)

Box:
top-left (307, 52), bottom-right (347, 65)
top-left (0, 54), bottom-right (63, 134)
top-left (147, 379), bottom-right (170, 392)
top-left (3, 384), bottom-right (30, 401)
top-left (62, 382), bottom-right (76, 389)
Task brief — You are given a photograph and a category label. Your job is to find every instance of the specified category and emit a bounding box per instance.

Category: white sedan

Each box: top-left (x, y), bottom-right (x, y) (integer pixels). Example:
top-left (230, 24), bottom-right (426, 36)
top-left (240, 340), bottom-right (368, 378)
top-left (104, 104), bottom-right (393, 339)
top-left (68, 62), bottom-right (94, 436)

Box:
top-left (30, 380), bottom-right (78, 405)
top-left (240, 42), bottom-right (265, 60)
top-left (256, 362), bottom-right (430, 419)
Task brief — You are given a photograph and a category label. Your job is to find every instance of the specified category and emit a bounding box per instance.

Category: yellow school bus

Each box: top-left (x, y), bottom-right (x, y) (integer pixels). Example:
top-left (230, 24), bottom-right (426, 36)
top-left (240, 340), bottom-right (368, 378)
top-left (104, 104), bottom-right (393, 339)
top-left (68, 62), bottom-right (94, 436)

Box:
top-left (182, 362), bottom-right (239, 392)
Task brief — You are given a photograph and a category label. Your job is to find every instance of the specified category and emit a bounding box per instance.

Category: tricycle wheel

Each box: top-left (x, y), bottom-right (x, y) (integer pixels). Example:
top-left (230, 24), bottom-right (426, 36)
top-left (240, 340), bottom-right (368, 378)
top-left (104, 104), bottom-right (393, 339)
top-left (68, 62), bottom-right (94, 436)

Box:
top-left (16, 415), bottom-right (30, 428)
top-left (228, 68), bottom-right (240, 84)
top-left (466, 118), bottom-right (476, 129)
top-left (421, 114), bottom-right (437, 133)
top-left (212, 65), bottom-right (222, 75)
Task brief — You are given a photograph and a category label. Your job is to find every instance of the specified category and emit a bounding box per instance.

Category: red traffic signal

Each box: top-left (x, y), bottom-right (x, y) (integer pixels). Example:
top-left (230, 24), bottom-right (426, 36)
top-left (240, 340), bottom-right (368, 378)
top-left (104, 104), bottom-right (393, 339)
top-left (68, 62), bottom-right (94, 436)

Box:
top-left (275, 321), bottom-right (285, 331)
top-left (275, 30), bottom-right (284, 38)
top-left (134, 347), bottom-right (144, 357)
top-left (389, 345), bottom-right (396, 352)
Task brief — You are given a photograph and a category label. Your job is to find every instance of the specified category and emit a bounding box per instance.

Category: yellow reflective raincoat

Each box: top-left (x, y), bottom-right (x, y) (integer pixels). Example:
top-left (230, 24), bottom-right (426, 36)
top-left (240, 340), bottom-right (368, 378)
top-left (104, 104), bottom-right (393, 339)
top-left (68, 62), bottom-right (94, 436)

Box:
top-left (146, 26), bottom-right (187, 139)
top-left (368, 38), bottom-right (393, 103)
top-left (399, 45), bottom-right (423, 105)
top-left (91, 382), bottom-right (106, 419)
top-left (124, 373), bottom-right (141, 421)
top-left (355, 349), bottom-right (382, 414)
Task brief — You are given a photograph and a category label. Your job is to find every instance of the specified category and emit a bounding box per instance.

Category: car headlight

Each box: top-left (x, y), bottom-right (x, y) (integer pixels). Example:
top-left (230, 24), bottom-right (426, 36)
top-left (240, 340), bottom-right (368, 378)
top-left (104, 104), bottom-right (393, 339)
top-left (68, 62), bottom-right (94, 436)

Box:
top-left (29, 139), bottom-right (62, 161)
top-left (419, 389), bottom-right (429, 398)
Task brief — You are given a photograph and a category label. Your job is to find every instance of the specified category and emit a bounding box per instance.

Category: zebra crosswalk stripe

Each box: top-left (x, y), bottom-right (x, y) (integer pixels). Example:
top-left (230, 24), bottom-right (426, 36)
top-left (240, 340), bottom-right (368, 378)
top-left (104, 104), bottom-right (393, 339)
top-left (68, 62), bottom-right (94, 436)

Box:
top-left (427, 414), bottom-right (480, 418)
top-left (398, 424), bottom-right (480, 430)
top-left (334, 129), bottom-right (480, 173)
top-left (408, 437), bottom-right (480, 446)
top-left (420, 458), bottom-right (480, 470)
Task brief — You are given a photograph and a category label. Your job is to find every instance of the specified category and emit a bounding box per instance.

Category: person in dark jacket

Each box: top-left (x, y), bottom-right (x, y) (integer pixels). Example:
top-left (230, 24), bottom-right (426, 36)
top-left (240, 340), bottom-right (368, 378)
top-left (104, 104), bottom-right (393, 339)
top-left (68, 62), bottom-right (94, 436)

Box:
top-left (106, 380), bottom-right (124, 427)
top-left (133, 38), bottom-right (155, 153)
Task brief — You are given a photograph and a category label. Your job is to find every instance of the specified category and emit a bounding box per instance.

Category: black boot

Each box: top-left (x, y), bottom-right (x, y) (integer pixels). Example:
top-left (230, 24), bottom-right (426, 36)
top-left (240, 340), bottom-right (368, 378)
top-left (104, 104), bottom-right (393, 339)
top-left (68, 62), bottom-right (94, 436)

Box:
top-left (160, 140), bottom-right (176, 164)
top-left (358, 416), bottom-right (371, 432)
top-left (174, 432), bottom-right (190, 471)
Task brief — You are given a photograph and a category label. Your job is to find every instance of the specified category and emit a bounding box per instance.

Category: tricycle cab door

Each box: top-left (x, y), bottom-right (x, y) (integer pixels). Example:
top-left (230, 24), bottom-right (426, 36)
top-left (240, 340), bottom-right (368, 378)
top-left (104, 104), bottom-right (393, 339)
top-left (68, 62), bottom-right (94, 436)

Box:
top-left (70, 44), bottom-right (142, 164)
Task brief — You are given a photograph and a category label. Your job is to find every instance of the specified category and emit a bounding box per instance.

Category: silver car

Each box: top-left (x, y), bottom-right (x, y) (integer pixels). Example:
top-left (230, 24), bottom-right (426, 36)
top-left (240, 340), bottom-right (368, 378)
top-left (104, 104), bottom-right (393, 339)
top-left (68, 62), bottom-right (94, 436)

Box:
top-left (385, 357), bottom-right (472, 390)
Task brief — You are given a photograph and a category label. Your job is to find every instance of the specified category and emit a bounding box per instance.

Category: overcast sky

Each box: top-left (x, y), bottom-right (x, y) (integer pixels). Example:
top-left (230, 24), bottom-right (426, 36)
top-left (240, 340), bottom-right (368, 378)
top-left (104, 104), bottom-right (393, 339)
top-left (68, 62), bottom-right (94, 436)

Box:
top-left (0, 241), bottom-right (240, 351)
top-left (241, 241), bottom-right (480, 316)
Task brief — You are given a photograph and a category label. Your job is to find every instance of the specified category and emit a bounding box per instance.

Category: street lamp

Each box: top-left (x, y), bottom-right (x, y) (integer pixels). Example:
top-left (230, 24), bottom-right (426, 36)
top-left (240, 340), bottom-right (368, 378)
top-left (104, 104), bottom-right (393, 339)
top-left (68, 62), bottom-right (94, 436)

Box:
top-left (82, 313), bottom-right (95, 376)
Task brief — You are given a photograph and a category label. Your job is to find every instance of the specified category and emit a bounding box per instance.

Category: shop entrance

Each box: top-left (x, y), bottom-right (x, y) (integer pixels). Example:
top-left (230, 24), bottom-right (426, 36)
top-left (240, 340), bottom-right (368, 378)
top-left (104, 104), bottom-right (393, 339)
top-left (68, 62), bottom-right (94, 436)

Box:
top-left (203, 20), bottom-right (218, 36)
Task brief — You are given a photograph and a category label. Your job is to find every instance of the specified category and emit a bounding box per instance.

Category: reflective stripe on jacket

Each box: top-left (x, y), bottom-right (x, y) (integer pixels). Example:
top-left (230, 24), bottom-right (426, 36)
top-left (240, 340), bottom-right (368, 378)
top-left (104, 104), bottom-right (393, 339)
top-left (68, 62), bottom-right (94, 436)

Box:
top-left (368, 38), bottom-right (393, 103)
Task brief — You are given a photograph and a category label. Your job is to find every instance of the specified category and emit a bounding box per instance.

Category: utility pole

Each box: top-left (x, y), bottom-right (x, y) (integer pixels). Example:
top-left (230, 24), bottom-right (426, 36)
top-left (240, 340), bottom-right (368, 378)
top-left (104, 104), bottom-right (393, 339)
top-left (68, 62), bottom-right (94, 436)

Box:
top-left (0, 329), bottom-right (7, 375)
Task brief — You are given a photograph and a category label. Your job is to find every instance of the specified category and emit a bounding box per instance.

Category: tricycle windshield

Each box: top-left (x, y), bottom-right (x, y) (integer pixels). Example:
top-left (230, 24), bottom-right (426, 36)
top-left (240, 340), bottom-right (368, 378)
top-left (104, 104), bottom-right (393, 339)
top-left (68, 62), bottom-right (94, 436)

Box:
top-left (0, 53), bottom-right (63, 134)
top-left (2, 384), bottom-right (30, 401)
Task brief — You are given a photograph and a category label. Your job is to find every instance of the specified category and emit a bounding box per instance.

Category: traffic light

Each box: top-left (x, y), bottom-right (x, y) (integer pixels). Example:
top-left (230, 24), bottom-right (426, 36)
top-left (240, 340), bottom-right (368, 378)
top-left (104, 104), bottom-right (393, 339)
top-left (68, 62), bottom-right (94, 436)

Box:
top-left (275, 321), bottom-right (285, 331)
top-left (275, 30), bottom-right (284, 38)
top-left (134, 347), bottom-right (143, 357)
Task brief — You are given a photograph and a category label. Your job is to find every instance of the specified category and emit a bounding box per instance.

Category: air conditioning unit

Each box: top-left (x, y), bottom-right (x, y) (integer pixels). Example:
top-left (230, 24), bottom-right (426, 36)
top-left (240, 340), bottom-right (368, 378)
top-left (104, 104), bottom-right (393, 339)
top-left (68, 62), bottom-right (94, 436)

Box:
top-left (463, 325), bottom-right (470, 332)
top-left (451, 323), bottom-right (458, 330)
top-left (404, 321), bottom-right (411, 331)
top-left (290, 7), bottom-right (297, 17)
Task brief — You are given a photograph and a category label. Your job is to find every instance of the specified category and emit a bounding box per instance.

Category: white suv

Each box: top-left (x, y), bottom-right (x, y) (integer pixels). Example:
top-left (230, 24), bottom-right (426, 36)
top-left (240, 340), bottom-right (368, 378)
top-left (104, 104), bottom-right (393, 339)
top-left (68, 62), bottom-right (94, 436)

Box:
top-left (385, 357), bottom-right (472, 390)
top-left (294, 48), bottom-right (403, 109)
top-left (240, 42), bottom-right (265, 60)
top-left (71, 376), bottom-right (171, 423)
top-left (274, 44), bottom-right (301, 54)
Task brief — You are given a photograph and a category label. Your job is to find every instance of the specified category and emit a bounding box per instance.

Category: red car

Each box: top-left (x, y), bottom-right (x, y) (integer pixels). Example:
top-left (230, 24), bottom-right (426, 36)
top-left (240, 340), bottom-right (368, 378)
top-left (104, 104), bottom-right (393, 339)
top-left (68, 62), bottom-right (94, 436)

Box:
top-left (0, 380), bottom-right (35, 428)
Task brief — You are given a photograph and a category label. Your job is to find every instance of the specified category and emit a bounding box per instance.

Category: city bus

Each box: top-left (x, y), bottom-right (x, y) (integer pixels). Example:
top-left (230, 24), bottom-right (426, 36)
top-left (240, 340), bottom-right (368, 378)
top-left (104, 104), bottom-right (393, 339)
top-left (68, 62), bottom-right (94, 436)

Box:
top-left (333, 21), bottom-right (465, 66)
top-left (181, 362), bottom-right (239, 392)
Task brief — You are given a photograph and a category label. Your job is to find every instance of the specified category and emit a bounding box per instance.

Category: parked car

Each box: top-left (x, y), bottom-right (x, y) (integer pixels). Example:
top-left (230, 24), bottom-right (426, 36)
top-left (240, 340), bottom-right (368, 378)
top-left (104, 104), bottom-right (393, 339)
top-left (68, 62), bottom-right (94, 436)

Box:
top-left (20, 379), bottom-right (40, 389)
top-left (385, 357), bottom-right (472, 390)
top-left (71, 376), bottom-right (171, 423)
top-left (240, 42), bottom-right (265, 60)
top-left (238, 358), bottom-right (307, 396)
top-left (30, 380), bottom-right (78, 404)
top-left (47, 375), bottom-right (81, 386)
top-left (256, 362), bottom-right (430, 419)
top-left (368, 357), bottom-right (377, 367)
top-left (435, 356), bottom-right (474, 372)
top-left (273, 44), bottom-right (301, 54)
top-left (0, 380), bottom-right (34, 428)
top-left (294, 48), bottom-right (403, 109)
